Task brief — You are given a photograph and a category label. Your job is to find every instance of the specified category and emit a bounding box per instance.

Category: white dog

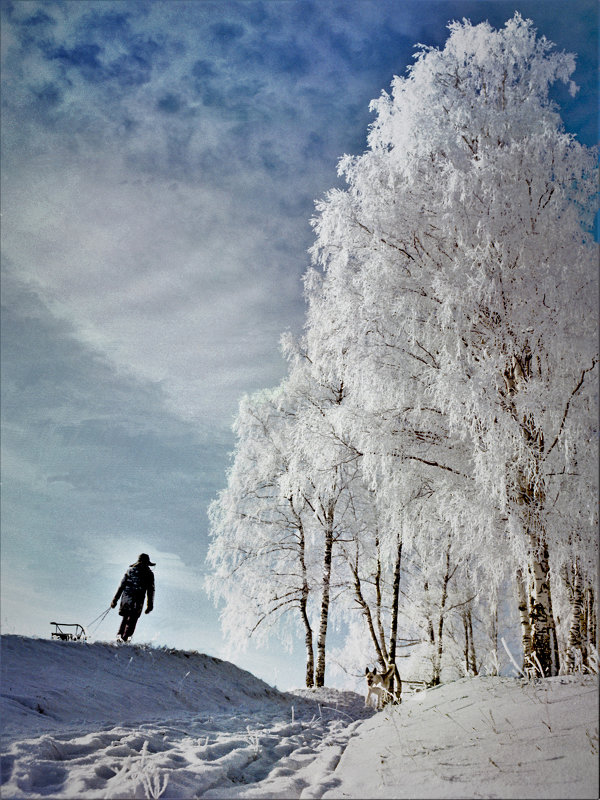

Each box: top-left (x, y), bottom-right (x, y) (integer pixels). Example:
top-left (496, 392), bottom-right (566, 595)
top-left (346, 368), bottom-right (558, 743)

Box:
top-left (365, 661), bottom-right (402, 709)
top-left (365, 680), bottom-right (386, 710)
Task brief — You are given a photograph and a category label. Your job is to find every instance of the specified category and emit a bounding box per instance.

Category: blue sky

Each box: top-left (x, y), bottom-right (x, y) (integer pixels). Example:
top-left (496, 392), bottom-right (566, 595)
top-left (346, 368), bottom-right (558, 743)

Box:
top-left (1, 0), bottom-right (597, 689)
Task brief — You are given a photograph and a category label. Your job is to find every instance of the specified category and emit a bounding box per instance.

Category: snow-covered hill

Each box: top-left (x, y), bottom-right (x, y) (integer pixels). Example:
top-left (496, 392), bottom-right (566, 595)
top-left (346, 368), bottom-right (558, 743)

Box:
top-left (1, 635), bottom-right (302, 738)
top-left (1, 635), bottom-right (598, 798)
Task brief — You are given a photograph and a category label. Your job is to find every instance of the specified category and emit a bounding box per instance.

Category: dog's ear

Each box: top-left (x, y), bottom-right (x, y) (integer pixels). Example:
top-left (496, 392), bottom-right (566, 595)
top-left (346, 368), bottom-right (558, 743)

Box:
top-left (365, 667), bottom-right (370, 675)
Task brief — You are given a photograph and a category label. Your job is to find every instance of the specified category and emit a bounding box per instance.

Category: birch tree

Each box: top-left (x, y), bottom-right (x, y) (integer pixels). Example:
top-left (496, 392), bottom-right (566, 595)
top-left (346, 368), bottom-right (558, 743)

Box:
top-left (303, 14), bottom-right (598, 677)
top-left (283, 344), bottom-right (367, 686)
top-left (206, 14), bottom-right (597, 686)
top-left (206, 384), bottom-right (318, 686)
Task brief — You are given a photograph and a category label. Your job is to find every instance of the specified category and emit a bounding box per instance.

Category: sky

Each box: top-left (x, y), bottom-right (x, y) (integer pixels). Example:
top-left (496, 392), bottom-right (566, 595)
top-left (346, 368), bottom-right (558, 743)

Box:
top-left (1, 0), bottom-right (598, 690)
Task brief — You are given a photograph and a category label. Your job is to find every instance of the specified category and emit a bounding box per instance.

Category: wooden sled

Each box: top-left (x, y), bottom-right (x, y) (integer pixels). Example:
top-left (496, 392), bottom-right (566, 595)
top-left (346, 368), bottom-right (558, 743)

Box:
top-left (50, 622), bottom-right (88, 641)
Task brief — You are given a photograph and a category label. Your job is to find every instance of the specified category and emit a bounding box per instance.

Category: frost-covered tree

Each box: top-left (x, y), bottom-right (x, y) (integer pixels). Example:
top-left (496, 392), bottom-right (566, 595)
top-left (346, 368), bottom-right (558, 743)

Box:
top-left (207, 354), bottom-right (367, 688)
top-left (206, 384), bottom-right (318, 686)
top-left (282, 342), bottom-right (370, 686)
top-left (303, 14), bottom-right (598, 677)
top-left (206, 14), bottom-right (597, 686)
top-left (336, 486), bottom-right (405, 668)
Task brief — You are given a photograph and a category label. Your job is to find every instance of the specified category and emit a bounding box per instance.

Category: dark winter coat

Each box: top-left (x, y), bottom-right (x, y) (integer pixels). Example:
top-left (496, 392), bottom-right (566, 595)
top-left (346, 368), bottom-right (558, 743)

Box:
top-left (112, 563), bottom-right (154, 618)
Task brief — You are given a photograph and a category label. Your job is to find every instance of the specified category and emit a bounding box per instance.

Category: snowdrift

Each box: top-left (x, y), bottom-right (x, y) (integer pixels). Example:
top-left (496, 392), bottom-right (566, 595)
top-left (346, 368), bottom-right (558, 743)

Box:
top-left (0, 635), bottom-right (306, 740)
top-left (0, 635), bottom-right (372, 799)
top-left (325, 674), bottom-right (599, 800)
top-left (1, 635), bottom-right (598, 799)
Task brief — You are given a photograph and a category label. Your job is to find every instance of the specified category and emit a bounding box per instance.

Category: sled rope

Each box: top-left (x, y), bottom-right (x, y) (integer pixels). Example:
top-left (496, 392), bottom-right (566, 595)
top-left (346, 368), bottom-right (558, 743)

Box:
top-left (87, 606), bottom-right (112, 635)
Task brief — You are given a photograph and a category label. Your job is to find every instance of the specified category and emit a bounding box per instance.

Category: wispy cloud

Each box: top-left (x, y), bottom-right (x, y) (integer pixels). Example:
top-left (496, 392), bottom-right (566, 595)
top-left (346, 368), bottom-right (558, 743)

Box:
top-left (4, 1), bottom-right (594, 432)
top-left (4, 1), bottom-right (390, 425)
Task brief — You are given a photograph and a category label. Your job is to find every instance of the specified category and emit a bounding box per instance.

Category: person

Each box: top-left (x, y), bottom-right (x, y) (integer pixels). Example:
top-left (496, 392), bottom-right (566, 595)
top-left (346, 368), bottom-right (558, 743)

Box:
top-left (111, 553), bottom-right (155, 642)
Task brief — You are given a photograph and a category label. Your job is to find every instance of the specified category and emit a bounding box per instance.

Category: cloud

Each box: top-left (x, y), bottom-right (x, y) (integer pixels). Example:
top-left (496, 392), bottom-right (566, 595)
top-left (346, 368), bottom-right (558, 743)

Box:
top-left (1, 271), bottom-right (229, 508)
top-left (3, 0), bottom-right (596, 475)
top-left (2, 150), bottom-right (303, 423)
top-left (4, 5), bottom-right (367, 435)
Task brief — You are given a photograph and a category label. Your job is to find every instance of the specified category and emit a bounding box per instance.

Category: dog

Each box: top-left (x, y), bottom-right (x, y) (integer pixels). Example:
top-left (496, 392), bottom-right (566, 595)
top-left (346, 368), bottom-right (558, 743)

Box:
top-left (365, 660), bottom-right (402, 709)
top-left (365, 680), bottom-right (386, 710)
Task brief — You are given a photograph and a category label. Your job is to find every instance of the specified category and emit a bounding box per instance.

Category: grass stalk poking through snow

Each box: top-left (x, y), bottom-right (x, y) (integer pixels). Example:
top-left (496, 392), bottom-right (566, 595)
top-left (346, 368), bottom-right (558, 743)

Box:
top-left (245, 727), bottom-right (261, 757)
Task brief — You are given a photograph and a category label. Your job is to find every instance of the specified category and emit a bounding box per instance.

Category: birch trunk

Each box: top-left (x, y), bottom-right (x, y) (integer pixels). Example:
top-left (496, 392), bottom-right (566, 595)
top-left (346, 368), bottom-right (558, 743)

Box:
top-left (350, 553), bottom-right (386, 666)
top-left (547, 575), bottom-right (561, 676)
top-left (462, 605), bottom-right (477, 675)
top-left (300, 588), bottom-right (315, 687)
top-left (430, 538), bottom-right (452, 686)
top-left (462, 609), bottom-right (471, 675)
top-left (291, 502), bottom-right (314, 687)
top-left (299, 551), bottom-right (314, 687)
top-left (486, 599), bottom-right (498, 676)
top-left (506, 353), bottom-right (559, 677)
top-left (374, 536), bottom-right (389, 663)
top-left (584, 587), bottom-right (597, 662)
top-left (315, 509), bottom-right (334, 688)
top-left (468, 608), bottom-right (477, 675)
top-left (565, 563), bottom-right (585, 672)
top-left (387, 534), bottom-right (402, 699)
top-left (516, 567), bottom-right (533, 670)
top-left (527, 533), bottom-right (559, 676)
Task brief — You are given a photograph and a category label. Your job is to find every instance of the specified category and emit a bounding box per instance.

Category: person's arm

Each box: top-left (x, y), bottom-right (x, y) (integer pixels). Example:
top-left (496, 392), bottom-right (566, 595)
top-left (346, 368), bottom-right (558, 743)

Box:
top-left (145, 572), bottom-right (155, 613)
top-left (111, 573), bottom-right (127, 607)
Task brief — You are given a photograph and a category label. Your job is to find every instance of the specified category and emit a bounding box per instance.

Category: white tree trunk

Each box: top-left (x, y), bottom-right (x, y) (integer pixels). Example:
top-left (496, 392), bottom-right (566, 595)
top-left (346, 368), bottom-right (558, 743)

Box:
top-left (516, 567), bottom-right (533, 669)
top-left (315, 510), bottom-right (334, 687)
top-left (527, 532), bottom-right (559, 676)
top-left (298, 532), bottom-right (315, 687)
top-left (565, 563), bottom-right (585, 672)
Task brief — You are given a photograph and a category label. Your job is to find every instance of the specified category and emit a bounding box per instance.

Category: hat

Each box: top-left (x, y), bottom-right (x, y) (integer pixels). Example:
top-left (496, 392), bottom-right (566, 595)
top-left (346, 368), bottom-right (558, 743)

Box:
top-left (132, 552), bottom-right (155, 566)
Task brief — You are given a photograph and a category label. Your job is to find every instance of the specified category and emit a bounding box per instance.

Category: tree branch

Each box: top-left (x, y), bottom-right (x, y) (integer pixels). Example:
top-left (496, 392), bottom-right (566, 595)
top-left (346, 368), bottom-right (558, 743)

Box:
top-left (402, 454), bottom-right (470, 479)
top-left (354, 219), bottom-right (415, 269)
top-left (545, 359), bottom-right (597, 459)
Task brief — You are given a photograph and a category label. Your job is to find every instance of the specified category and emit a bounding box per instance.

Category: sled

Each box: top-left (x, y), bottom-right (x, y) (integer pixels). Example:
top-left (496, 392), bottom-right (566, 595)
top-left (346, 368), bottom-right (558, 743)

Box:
top-left (50, 622), bottom-right (88, 641)
top-left (404, 680), bottom-right (427, 692)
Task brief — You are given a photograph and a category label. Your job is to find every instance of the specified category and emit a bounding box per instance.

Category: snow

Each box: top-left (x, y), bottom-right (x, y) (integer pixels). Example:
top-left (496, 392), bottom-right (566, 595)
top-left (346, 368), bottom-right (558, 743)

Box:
top-left (323, 675), bottom-right (599, 799)
top-left (1, 635), bottom-right (598, 799)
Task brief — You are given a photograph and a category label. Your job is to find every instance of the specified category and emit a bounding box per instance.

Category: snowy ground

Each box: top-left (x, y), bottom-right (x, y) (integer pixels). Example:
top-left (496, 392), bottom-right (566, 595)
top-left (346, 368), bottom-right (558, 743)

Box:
top-left (1, 635), bottom-right (598, 799)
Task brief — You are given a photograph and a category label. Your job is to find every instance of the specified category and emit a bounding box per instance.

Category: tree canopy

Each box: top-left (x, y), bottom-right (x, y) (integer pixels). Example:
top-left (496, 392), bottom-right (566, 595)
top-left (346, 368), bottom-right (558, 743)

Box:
top-left (206, 14), bottom-right (598, 687)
